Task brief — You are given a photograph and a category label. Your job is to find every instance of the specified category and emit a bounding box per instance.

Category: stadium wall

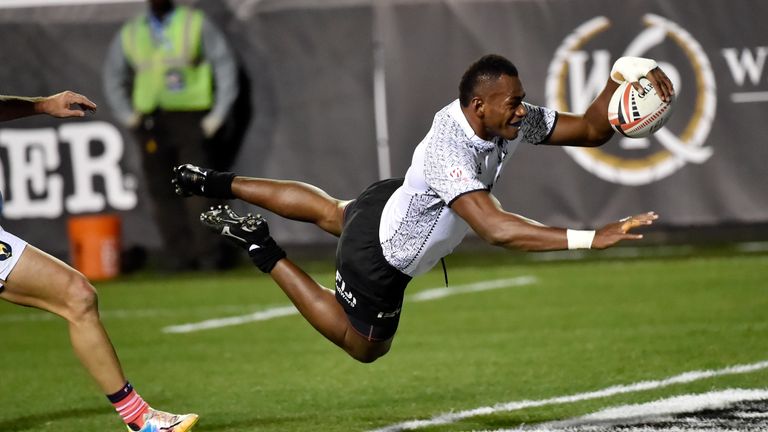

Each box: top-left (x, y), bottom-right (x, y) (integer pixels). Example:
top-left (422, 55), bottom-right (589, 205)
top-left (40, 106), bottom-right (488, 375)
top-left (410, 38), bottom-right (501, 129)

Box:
top-left (0, 0), bottom-right (766, 256)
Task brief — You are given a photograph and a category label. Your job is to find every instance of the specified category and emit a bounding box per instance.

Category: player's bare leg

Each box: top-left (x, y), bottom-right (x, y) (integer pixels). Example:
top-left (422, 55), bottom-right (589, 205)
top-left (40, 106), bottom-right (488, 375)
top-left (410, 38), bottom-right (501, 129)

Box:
top-left (180, 166), bottom-right (389, 362)
top-left (232, 177), bottom-right (349, 237)
top-left (173, 163), bottom-right (348, 237)
top-left (0, 245), bottom-right (126, 393)
top-left (1, 246), bottom-right (199, 431)
top-left (200, 206), bottom-right (389, 363)
top-left (270, 259), bottom-right (390, 362)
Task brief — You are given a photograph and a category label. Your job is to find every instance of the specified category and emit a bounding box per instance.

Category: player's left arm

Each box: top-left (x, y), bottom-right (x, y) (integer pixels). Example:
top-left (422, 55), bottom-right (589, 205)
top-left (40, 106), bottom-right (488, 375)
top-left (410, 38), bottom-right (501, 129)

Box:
top-left (0, 91), bottom-right (96, 122)
top-left (450, 189), bottom-right (658, 251)
top-left (544, 58), bottom-right (675, 147)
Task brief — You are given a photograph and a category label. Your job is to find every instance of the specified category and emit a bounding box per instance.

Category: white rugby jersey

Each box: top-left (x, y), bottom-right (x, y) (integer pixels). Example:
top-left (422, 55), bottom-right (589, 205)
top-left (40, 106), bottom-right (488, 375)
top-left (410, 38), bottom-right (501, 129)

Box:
top-left (379, 99), bottom-right (557, 277)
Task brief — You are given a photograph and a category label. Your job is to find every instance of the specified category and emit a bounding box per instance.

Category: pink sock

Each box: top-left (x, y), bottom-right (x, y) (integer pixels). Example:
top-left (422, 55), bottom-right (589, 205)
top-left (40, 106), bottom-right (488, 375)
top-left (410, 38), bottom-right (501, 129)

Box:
top-left (107, 382), bottom-right (150, 430)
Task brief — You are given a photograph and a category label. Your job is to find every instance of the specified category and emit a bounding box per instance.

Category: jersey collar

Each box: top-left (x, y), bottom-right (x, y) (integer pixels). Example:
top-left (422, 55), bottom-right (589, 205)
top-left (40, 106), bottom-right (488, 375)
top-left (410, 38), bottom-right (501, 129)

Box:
top-left (448, 99), bottom-right (497, 152)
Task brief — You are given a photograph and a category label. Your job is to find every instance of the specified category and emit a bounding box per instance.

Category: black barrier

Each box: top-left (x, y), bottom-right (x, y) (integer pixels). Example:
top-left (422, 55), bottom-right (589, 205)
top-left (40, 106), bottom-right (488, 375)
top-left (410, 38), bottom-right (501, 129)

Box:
top-left (0, 0), bottom-right (766, 258)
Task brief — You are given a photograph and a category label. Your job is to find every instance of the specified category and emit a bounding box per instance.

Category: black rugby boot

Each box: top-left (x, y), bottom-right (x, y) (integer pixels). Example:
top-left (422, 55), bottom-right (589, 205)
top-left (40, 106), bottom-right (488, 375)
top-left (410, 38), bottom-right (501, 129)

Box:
top-left (200, 205), bottom-right (286, 273)
top-left (173, 164), bottom-right (236, 198)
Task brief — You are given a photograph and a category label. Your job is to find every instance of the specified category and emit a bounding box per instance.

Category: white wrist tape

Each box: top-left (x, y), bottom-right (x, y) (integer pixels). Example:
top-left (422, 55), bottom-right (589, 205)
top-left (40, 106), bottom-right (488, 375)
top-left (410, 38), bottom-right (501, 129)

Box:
top-left (567, 229), bottom-right (596, 250)
top-left (610, 57), bottom-right (658, 84)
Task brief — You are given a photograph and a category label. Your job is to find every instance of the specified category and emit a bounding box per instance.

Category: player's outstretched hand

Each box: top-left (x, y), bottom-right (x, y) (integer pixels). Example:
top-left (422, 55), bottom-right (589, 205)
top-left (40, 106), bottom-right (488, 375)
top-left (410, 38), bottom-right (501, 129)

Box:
top-left (610, 57), bottom-right (674, 102)
top-left (591, 211), bottom-right (659, 250)
top-left (39, 91), bottom-right (97, 118)
top-left (644, 67), bottom-right (675, 103)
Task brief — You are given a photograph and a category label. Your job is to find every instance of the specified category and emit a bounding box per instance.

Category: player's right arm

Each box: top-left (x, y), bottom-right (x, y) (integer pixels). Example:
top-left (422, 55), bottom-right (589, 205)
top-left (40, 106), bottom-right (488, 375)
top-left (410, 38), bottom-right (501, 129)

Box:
top-left (0, 91), bottom-right (96, 122)
top-left (450, 190), bottom-right (657, 251)
top-left (544, 57), bottom-right (675, 148)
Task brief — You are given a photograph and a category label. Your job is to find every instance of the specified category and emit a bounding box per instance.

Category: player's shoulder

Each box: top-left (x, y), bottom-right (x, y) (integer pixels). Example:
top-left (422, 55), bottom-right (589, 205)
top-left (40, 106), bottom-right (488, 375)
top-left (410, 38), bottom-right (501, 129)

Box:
top-left (431, 100), bottom-right (461, 130)
top-left (425, 101), bottom-right (474, 148)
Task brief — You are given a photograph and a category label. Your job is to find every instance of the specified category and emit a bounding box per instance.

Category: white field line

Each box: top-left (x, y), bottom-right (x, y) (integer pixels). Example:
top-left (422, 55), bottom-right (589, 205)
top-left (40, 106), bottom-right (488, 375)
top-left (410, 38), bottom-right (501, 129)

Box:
top-left (0, 304), bottom-right (266, 323)
top-left (162, 306), bottom-right (298, 334)
top-left (578, 388), bottom-right (768, 421)
top-left (409, 276), bottom-right (537, 301)
top-left (490, 388), bottom-right (768, 432)
top-left (162, 276), bottom-right (537, 334)
top-left (368, 360), bottom-right (768, 432)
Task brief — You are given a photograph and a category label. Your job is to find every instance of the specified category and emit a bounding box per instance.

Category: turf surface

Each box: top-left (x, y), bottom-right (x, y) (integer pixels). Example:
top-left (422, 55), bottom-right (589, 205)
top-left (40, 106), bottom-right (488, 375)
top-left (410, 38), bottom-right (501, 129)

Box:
top-left (0, 249), bottom-right (766, 431)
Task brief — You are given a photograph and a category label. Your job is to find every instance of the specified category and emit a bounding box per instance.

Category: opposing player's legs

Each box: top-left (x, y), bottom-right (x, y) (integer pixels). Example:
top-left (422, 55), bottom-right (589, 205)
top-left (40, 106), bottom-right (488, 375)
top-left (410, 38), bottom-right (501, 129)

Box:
top-left (1, 245), bottom-right (198, 431)
top-left (173, 164), bottom-right (348, 236)
top-left (1, 245), bottom-right (126, 392)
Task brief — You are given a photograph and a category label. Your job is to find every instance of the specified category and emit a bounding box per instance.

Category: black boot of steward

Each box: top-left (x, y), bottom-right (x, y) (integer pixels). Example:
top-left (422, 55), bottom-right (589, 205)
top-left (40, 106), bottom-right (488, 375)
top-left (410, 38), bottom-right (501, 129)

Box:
top-left (173, 163), bottom-right (236, 198)
top-left (200, 205), bottom-right (286, 273)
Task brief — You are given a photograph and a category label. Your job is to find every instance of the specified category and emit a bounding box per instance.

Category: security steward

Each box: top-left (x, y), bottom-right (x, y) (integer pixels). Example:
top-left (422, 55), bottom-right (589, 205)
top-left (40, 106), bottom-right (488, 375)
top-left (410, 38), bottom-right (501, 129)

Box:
top-left (103, 0), bottom-right (238, 271)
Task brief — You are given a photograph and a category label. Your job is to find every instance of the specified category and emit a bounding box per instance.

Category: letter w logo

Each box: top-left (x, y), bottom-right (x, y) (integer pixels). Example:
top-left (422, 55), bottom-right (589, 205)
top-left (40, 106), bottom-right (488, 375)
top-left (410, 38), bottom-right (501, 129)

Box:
top-left (722, 47), bottom-right (768, 86)
top-left (567, 50), bottom-right (612, 113)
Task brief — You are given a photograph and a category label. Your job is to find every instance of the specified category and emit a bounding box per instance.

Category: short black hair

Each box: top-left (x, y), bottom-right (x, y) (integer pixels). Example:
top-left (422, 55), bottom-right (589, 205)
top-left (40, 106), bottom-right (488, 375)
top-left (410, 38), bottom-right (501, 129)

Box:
top-left (459, 54), bottom-right (519, 107)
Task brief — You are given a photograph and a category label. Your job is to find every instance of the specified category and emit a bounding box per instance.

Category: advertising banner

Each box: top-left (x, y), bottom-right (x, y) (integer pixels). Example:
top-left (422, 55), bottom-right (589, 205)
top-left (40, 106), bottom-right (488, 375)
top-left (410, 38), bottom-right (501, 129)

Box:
top-left (0, 0), bottom-right (766, 257)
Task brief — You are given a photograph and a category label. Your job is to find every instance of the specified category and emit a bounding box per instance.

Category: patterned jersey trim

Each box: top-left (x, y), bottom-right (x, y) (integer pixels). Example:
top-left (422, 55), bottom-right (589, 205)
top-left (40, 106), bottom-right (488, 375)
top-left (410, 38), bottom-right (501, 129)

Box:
top-left (380, 193), bottom-right (445, 271)
top-left (447, 187), bottom-right (490, 207)
top-left (521, 102), bottom-right (558, 144)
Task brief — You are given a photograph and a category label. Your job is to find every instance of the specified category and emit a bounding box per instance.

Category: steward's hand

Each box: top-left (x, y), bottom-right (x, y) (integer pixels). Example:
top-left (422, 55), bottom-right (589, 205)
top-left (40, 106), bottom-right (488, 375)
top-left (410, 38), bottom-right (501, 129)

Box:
top-left (201, 115), bottom-right (223, 139)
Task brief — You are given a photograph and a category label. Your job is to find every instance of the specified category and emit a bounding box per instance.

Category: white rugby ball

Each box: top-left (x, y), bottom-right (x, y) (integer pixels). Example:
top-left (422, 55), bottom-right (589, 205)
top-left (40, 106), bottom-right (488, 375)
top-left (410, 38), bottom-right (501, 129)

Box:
top-left (608, 77), bottom-right (675, 138)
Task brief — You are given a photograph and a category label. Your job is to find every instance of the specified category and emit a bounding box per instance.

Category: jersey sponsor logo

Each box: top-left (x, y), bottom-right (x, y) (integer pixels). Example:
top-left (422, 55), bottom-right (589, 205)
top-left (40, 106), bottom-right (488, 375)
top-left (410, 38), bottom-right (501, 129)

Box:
top-left (447, 166), bottom-right (469, 182)
top-left (545, 15), bottom-right (715, 185)
top-left (0, 241), bottom-right (12, 261)
top-left (377, 308), bottom-right (400, 319)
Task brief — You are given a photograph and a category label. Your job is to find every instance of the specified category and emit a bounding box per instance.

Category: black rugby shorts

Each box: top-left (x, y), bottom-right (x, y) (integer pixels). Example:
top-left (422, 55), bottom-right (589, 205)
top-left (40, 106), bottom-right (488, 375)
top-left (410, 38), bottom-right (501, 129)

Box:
top-left (335, 178), bottom-right (412, 341)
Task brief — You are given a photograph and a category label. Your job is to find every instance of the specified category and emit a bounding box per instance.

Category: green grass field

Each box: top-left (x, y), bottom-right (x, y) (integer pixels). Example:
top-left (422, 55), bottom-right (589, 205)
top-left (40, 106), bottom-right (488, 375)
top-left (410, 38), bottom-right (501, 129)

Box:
top-left (1, 247), bottom-right (766, 432)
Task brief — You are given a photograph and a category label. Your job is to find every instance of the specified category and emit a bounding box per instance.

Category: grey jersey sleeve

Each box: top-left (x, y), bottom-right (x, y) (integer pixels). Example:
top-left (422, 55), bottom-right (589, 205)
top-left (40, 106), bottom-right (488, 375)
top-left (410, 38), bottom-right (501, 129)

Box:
top-left (520, 102), bottom-right (558, 144)
top-left (201, 15), bottom-right (238, 122)
top-left (102, 33), bottom-right (136, 127)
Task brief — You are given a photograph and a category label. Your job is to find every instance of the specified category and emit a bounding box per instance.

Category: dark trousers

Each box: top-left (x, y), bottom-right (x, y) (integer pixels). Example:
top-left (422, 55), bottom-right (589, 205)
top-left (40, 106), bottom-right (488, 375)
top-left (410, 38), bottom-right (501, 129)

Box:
top-left (135, 110), bottom-right (230, 270)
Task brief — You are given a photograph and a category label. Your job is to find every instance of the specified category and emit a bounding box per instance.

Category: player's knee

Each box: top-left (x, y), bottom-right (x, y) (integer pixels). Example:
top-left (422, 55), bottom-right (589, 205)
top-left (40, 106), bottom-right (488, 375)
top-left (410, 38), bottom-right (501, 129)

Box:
top-left (351, 350), bottom-right (381, 364)
top-left (350, 343), bottom-right (390, 364)
top-left (319, 200), bottom-right (347, 236)
top-left (63, 271), bottom-right (99, 322)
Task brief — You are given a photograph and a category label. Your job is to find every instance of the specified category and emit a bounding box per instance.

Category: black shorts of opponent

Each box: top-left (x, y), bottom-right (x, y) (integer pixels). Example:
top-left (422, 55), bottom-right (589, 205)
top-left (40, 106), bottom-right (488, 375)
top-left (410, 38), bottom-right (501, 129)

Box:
top-left (335, 178), bottom-right (412, 342)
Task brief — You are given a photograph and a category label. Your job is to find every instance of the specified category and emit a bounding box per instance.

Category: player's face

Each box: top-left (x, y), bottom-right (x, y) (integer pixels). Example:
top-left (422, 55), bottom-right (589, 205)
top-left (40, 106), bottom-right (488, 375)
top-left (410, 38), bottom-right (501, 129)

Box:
top-left (479, 74), bottom-right (527, 141)
top-left (149, 0), bottom-right (173, 16)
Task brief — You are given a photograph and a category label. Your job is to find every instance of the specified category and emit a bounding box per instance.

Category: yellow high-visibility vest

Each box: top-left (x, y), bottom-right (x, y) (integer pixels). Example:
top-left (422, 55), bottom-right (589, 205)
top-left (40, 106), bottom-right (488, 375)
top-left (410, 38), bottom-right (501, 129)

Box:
top-left (121, 6), bottom-right (213, 113)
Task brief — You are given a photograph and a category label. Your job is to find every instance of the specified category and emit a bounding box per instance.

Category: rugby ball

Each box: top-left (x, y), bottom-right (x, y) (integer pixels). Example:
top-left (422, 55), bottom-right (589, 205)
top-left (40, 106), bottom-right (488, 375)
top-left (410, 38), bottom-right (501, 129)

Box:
top-left (608, 77), bottom-right (675, 138)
